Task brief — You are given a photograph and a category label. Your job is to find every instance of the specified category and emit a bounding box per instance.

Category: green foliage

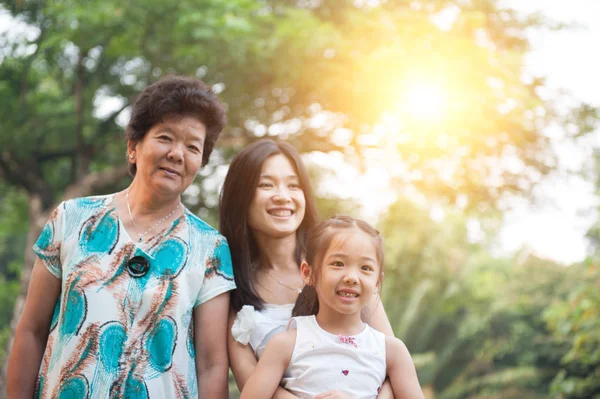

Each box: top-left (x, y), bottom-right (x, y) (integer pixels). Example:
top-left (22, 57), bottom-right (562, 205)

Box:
top-left (377, 195), bottom-right (594, 398)
top-left (0, 184), bottom-right (28, 365)
top-left (545, 262), bottom-right (600, 399)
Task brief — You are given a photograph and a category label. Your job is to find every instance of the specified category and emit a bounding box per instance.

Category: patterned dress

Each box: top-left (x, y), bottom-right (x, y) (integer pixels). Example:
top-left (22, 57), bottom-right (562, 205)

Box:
top-left (33, 194), bottom-right (236, 398)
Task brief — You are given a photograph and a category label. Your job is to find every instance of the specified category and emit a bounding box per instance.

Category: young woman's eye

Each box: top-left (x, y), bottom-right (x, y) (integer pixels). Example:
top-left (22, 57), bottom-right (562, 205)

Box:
top-left (258, 182), bottom-right (273, 188)
top-left (362, 265), bottom-right (375, 271)
top-left (158, 135), bottom-right (171, 141)
top-left (331, 261), bottom-right (344, 267)
top-left (289, 182), bottom-right (301, 189)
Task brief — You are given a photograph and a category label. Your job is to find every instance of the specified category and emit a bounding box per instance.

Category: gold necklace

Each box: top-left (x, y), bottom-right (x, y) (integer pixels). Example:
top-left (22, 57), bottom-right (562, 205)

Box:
top-left (125, 188), bottom-right (180, 242)
top-left (262, 269), bottom-right (304, 294)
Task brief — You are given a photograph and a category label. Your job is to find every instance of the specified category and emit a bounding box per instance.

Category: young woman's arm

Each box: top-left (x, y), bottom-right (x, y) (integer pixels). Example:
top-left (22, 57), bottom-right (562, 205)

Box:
top-left (240, 329), bottom-right (296, 399)
top-left (228, 311), bottom-right (298, 399)
top-left (194, 292), bottom-right (231, 399)
top-left (363, 294), bottom-right (396, 398)
top-left (362, 293), bottom-right (394, 336)
top-left (7, 258), bottom-right (61, 399)
top-left (385, 336), bottom-right (426, 399)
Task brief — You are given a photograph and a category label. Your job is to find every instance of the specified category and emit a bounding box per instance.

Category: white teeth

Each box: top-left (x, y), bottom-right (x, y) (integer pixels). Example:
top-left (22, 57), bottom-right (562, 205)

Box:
top-left (269, 210), bottom-right (292, 217)
top-left (338, 292), bottom-right (358, 298)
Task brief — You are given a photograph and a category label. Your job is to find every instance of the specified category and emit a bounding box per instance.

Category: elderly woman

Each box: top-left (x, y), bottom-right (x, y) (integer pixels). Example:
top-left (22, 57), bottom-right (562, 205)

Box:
top-left (7, 76), bottom-right (235, 398)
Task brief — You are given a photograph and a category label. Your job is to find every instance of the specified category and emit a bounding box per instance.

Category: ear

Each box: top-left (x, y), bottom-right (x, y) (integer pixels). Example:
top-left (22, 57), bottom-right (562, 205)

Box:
top-left (300, 261), bottom-right (312, 285)
top-left (127, 141), bottom-right (137, 159)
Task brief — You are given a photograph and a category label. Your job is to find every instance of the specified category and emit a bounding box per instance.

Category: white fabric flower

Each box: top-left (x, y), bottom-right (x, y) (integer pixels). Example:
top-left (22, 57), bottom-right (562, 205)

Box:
top-left (231, 305), bottom-right (257, 345)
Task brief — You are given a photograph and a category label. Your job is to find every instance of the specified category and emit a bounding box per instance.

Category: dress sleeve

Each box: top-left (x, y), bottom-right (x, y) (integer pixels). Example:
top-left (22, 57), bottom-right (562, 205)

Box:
top-left (32, 201), bottom-right (66, 279)
top-left (195, 234), bottom-right (236, 307)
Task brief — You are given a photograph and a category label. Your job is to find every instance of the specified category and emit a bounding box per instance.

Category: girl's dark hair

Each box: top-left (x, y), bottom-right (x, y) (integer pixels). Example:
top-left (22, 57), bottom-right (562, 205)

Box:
top-left (219, 139), bottom-right (320, 311)
top-left (125, 75), bottom-right (227, 175)
top-left (292, 215), bottom-right (384, 317)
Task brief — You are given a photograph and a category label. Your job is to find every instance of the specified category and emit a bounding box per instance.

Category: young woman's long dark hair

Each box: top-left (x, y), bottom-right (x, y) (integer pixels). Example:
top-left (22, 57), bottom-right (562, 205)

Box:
top-left (219, 140), bottom-right (320, 312)
top-left (292, 215), bottom-right (384, 317)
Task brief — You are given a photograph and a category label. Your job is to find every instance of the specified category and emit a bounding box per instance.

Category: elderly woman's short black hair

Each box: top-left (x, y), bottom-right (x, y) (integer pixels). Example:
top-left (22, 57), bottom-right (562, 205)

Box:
top-left (125, 75), bottom-right (227, 175)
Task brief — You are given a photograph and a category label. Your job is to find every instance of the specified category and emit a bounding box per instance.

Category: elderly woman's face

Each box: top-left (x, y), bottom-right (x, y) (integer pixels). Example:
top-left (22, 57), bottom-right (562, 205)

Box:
top-left (130, 115), bottom-right (206, 196)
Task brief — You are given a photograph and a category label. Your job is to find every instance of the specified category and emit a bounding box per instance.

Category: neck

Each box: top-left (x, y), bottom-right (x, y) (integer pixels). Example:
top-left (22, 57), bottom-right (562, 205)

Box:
top-left (253, 232), bottom-right (298, 272)
top-left (125, 180), bottom-right (181, 217)
top-left (315, 307), bottom-right (364, 336)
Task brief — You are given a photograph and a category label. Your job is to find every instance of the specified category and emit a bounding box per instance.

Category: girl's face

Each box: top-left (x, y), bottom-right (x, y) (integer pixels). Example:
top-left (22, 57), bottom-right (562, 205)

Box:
top-left (305, 228), bottom-right (381, 316)
top-left (247, 154), bottom-right (306, 241)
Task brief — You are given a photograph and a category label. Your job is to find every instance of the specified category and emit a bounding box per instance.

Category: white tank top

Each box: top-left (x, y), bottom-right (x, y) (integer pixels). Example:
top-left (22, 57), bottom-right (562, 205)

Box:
top-left (282, 315), bottom-right (387, 399)
top-left (231, 304), bottom-right (294, 358)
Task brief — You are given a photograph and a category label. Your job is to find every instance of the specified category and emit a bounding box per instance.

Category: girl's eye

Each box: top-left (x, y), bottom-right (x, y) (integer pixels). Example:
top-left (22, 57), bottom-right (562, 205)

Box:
top-left (361, 265), bottom-right (375, 271)
top-left (258, 182), bottom-right (273, 188)
top-left (188, 145), bottom-right (200, 153)
top-left (289, 183), bottom-right (301, 189)
top-left (158, 135), bottom-right (171, 141)
top-left (332, 261), bottom-right (344, 267)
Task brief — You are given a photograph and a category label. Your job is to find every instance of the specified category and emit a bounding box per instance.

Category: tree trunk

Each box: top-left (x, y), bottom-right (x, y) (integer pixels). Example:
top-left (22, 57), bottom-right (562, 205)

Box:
top-left (0, 194), bottom-right (49, 395)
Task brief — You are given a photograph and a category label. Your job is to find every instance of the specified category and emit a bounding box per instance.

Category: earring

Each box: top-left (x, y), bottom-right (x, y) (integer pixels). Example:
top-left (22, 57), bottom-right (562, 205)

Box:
top-left (129, 154), bottom-right (135, 160)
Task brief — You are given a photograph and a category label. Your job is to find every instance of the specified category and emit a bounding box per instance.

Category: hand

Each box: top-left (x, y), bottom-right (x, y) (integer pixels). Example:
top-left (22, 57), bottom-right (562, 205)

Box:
top-left (315, 391), bottom-right (356, 399)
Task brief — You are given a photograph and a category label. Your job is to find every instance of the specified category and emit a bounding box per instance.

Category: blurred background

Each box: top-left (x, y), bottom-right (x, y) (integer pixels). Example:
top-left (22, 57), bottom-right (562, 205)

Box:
top-left (1, 0), bottom-right (599, 398)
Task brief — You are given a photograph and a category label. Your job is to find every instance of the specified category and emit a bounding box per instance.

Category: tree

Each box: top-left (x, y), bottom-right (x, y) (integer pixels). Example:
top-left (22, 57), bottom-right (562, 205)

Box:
top-left (376, 197), bottom-right (586, 398)
top-left (0, 0), bottom-right (591, 385)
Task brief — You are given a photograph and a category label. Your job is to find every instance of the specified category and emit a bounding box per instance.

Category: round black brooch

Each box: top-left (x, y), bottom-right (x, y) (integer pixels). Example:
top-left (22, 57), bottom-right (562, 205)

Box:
top-left (127, 256), bottom-right (150, 278)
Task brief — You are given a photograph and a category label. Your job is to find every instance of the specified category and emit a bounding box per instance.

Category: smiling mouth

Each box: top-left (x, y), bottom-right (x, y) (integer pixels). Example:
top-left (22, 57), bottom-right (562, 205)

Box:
top-left (337, 291), bottom-right (359, 298)
top-left (268, 209), bottom-right (294, 217)
top-left (160, 167), bottom-right (180, 176)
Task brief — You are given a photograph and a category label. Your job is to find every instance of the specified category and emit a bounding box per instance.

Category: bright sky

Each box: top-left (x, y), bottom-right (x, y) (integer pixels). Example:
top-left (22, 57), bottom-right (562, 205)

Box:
top-left (496, 0), bottom-right (600, 264)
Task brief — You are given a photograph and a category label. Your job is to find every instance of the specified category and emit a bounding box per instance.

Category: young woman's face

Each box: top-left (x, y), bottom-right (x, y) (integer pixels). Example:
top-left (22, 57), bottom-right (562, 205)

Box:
top-left (312, 228), bottom-right (381, 316)
top-left (247, 154), bottom-right (306, 240)
top-left (129, 115), bottom-right (205, 197)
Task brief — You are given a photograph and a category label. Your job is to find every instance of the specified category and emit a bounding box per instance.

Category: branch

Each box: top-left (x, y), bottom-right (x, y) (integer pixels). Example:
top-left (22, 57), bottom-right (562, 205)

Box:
top-left (34, 149), bottom-right (78, 162)
top-left (63, 164), bottom-right (130, 200)
top-left (74, 53), bottom-right (87, 181)
top-left (0, 154), bottom-right (30, 189)
top-left (0, 152), bottom-right (54, 207)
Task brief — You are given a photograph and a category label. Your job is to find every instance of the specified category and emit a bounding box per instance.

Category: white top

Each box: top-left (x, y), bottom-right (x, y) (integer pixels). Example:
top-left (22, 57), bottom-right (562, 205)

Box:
top-left (282, 315), bottom-right (387, 399)
top-left (231, 303), bottom-right (294, 358)
top-left (32, 195), bottom-right (236, 398)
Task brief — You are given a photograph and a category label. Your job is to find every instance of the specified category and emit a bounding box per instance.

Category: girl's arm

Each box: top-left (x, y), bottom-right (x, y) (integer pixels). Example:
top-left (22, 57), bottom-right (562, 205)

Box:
top-left (7, 258), bottom-right (61, 399)
top-left (240, 329), bottom-right (296, 399)
top-left (194, 292), bottom-right (231, 399)
top-left (228, 310), bottom-right (298, 399)
top-left (385, 337), bottom-right (426, 399)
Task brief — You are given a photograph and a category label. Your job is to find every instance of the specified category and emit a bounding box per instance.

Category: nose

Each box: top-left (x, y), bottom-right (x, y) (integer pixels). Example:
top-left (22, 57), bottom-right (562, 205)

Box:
top-left (343, 268), bottom-right (359, 285)
top-left (167, 143), bottom-right (184, 163)
top-left (272, 186), bottom-right (291, 203)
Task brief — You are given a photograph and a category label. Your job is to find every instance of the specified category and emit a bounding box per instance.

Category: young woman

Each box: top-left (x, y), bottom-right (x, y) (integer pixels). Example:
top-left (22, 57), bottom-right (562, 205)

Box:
top-left (220, 140), bottom-right (396, 398)
top-left (241, 216), bottom-right (424, 399)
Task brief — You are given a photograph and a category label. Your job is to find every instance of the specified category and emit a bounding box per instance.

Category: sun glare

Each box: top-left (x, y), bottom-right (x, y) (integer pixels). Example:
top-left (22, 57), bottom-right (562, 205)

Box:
top-left (400, 81), bottom-right (448, 121)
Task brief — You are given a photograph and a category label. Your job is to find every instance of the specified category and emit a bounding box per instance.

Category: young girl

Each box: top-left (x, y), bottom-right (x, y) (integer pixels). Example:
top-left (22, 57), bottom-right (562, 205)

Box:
top-left (240, 216), bottom-right (425, 399)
